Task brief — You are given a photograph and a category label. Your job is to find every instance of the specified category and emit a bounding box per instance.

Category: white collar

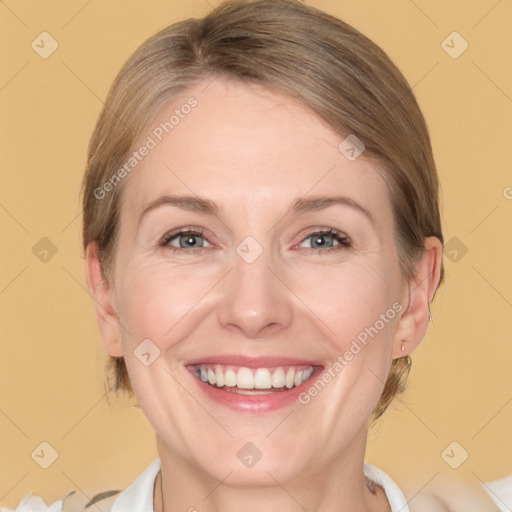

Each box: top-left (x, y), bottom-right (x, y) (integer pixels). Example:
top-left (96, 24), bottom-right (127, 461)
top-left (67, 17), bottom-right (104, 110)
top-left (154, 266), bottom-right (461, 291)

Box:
top-left (111, 459), bottom-right (160, 512)
top-left (363, 463), bottom-right (410, 511)
top-left (111, 459), bottom-right (409, 512)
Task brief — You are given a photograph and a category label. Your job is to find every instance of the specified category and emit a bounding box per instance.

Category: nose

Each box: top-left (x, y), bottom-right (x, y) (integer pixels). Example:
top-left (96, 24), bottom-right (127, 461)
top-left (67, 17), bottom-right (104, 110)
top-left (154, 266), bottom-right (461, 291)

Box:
top-left (216, 247), bottom-right (293, 339)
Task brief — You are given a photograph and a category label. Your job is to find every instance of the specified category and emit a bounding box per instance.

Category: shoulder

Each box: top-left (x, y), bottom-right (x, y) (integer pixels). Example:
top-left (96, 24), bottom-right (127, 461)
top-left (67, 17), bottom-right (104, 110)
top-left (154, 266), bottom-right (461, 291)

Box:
top-left (0, 489), bottom-right (122, 512)
top-left (1, 461), bottom-right (162, 512)
top-left (402, 473), bottom-right (511, 512)
top-left (0, 491), bottom-right (119, 512)
top-left (364, 463), bottom-right (410, 512)
top-left (484, 474), bottom-right (512, 512)
top-left (61, 490), bottom-right (121, 512)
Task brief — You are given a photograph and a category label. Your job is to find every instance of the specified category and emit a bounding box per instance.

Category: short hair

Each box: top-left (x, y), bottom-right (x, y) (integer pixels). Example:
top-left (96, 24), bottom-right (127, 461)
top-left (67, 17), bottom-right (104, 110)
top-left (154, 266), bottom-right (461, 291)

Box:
top-left (82, 0), bottom-right (444, 422)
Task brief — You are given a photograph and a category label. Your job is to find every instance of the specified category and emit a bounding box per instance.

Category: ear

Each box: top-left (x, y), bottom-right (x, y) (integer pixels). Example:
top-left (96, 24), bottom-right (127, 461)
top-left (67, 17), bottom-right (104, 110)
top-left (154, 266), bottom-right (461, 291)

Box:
top-left (392, 236), bottom-right (443, 358)
top-left (85, 242), bottom-right (123, 357)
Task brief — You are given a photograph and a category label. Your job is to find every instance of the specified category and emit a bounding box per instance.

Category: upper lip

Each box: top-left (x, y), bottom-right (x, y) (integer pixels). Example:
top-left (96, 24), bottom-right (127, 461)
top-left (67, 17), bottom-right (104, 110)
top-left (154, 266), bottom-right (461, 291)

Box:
top-left (185, 354), bottom-right (324, 368)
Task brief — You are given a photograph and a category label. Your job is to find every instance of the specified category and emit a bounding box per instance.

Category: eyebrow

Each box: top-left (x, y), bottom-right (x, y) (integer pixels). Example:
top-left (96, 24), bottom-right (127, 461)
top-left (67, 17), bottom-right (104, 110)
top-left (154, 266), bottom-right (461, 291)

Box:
top-left (137, 195), bottom-right (219, 228)
top-left (137, 193), bottom-right (374, 227)
top-left (290, 195), bottom-right (374, 224)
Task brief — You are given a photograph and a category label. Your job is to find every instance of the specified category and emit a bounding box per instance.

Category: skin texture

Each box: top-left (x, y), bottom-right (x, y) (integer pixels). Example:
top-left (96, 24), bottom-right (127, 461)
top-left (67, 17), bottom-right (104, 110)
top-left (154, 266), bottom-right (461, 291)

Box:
top-left (86, 77), bottom-right (442, 512)
top-left (406, 475), bottom-right (503, 512)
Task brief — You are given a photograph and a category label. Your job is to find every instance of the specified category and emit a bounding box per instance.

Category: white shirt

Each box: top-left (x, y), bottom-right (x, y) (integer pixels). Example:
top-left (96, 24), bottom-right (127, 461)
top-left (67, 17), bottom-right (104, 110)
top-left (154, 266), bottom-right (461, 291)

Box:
top-left (5, 461), bottom-right (511, 511)
top-left (484, 475), bottom-right (512, 512)
top-left (110, 459), bottom-right (411, 512)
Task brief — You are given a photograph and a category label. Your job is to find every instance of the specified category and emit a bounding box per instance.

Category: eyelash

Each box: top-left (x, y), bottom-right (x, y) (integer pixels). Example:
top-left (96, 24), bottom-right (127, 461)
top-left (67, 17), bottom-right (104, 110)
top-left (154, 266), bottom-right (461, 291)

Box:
top-left (297, 228), bottom-right (351, 254)
top-left (159, 227), bottom-right (351, 255)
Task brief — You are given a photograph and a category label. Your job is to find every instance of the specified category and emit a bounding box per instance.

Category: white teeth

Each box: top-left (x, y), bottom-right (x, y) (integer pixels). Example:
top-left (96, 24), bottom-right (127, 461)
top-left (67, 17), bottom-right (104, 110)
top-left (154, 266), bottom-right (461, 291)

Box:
top-left (237, 367), bottom-right (254, 389)
top-left (254, 369), bottom-right (272, 389)
top-left (285, 368), bottom-right (295, 389)
top-left (224, 368), bottom-right (237, 387)
top-left (272, 367), bottom-right (285, 388)
top-left (215, 366), bottom-right (224, 387)
top-left (302, 366), bottom-right (314, 381)
top-left (195, 364), bottom-right (315, 391)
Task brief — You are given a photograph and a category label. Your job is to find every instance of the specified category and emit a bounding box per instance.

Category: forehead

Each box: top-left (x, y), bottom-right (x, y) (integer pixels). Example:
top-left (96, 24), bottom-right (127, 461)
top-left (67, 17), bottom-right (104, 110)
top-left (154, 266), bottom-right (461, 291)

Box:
top-left (121, 77), bottom-right (390, 220)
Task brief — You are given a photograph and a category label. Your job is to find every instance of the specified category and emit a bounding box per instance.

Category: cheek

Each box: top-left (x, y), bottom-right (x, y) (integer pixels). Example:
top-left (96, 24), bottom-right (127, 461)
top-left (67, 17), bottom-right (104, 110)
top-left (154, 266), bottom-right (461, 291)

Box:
top-left (293, 257), bottom-right (400, 342)
top-left (115, 261), bottom-right (219, 348)
top-left (292, 257), bottom-right (401, 405)
top-left (306, 267), bottom-right (400, 410)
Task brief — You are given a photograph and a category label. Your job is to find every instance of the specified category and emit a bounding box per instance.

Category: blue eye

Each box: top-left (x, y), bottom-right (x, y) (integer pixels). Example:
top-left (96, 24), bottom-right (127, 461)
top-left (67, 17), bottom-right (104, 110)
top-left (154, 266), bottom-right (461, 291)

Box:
top-left (299, 229), bottom-right (350, 251)
top-left (160, 230), bottom-right (211, 250)
top-left (158, 228), bottom-right (350, 254)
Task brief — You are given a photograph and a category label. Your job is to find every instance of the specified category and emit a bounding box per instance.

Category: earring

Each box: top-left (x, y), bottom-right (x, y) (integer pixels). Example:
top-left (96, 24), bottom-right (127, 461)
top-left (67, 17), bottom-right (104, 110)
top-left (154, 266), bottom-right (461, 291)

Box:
top-left (401, 343), bottom-right (405, 352)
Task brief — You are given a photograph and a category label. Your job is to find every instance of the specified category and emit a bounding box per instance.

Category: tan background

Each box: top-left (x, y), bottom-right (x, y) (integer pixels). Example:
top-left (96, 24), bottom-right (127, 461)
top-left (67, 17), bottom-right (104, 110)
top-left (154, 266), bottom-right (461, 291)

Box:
top-left (1, 0), bottom-right (511, 507)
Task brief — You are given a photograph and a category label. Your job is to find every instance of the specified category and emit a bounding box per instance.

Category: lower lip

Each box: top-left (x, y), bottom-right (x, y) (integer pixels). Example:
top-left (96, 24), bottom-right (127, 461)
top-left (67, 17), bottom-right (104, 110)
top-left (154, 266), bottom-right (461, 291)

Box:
top-left (186, 366), bottom-right (323, 414)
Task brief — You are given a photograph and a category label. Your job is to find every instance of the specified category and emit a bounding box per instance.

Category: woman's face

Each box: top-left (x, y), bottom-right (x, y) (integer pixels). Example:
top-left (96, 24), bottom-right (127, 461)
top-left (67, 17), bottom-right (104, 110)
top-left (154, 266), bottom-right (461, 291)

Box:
top-left (103, 77), bottom-right (409, 485)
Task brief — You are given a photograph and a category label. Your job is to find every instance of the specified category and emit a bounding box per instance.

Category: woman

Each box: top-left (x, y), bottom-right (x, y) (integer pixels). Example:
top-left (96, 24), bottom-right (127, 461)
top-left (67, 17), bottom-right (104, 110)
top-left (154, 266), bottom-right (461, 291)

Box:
top-left (77, 0), bottom-right (506, 510)
top-left (3, 0), bottom-right (505, 511)
top-left (81, 1), bottom-right (441, 509)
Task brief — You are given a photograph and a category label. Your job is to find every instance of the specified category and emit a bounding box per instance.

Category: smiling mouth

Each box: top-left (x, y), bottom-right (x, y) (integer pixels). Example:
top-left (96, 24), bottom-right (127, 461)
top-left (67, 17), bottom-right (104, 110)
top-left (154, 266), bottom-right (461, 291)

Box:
top-left (188, 364), bottom-right (316, 395)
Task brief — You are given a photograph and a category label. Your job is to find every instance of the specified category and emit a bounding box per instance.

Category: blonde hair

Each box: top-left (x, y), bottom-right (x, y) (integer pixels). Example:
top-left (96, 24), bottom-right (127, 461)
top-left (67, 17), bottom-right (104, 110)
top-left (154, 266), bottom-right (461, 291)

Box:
top-left (82, 0), bottom-right (444, 422)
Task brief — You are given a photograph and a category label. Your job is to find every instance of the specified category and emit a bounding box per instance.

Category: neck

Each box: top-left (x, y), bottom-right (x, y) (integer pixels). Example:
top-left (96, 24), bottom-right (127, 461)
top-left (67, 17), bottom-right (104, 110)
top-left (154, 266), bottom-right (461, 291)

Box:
top-left (153, 430), bottom-right (390, 512)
